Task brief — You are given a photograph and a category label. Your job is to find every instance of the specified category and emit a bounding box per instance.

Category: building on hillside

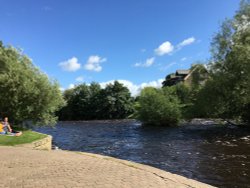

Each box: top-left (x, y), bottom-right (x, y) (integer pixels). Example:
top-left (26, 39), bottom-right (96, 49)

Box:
top-left (162, 65), bottom-right (208, 87)
top-left (162, 69), bottom-right (190, 87)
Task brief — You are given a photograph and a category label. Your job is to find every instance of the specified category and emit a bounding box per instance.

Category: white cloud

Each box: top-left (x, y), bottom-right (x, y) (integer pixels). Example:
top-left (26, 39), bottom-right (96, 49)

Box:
top-left (140, 79), bottom-right (164, 89)
top-left (59, 87), bottom-right (65, 92)
top-left (68, 84), bottom-right (75, 89)
top-left (159, 62), bottom-right (177, 71)
top-left (177, 37), bottom-right (196, 48)
top-left (84, 55), bottom-right (107, 72)
top-left (76, 76), bottom-right (84, 82)
top-left (99, 79), bottom-right (164, 96)
top-left (59, 57), bottom-right (81, 72)
top-left (181, 57), bottom-right (187, 61)
top-left (155, 41), bottom-right (174, 56)
top-left (134, 57), bottom-right (155, 67)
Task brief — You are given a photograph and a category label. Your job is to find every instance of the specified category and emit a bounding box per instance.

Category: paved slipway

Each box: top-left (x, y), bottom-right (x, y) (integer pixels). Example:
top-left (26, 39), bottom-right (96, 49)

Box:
top-left (0, 146), bottom-right (215, 188)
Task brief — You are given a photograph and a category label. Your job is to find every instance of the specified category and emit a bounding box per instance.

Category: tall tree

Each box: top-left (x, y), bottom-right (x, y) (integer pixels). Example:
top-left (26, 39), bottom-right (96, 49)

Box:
top-left (191, 0), bottom-right (250, 123)
top-left (0, 42), bottom-right (65, 126)
top-left (97, 81), bottom-right (134, 119)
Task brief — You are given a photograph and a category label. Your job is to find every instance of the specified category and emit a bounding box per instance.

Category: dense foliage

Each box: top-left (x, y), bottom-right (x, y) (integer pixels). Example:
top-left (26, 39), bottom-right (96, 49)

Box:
top-left (58, 81), bottom-right (134, 120)
top-left (0, 42), bottom-right (65, 126)
top-left (189, 0), bottom-right (250, 124)
top-left (135, 87), bottom-right (182, 126)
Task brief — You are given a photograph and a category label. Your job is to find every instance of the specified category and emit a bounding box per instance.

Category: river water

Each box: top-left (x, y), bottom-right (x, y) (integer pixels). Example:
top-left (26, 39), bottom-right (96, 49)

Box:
top-left (34, 120), bottom-right (250, 188)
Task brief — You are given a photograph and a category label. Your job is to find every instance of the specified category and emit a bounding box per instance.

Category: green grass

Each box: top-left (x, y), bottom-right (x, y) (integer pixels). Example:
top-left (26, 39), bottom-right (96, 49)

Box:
top-left (0, 130), bottom-right (47, 146)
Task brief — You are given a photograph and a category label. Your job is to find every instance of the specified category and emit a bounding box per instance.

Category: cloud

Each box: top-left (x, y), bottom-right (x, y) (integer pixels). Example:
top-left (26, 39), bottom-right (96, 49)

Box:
top-left (59, 57), bottom-right (81, 72)
top-left (134, 57), bottom-right (155, 67)
top-left (84, 55), bottom-right (107, 72)
top-left (140, 79), bottom-right (164, 89)
top-left (76, 76), bottom-right (84, 82)
top-left (68, 84), bottom-right (75, 89)
top-left (99, 79), bottom-right (164, 96)
top-left (177, 37), bottom-right (195, 48)
top-left (59, 87), bottom-right (65, 92)
top-left (159, 62), bottom-right (177, 71)
top-left (154, 37), bottom-right (195, 56)
top-left (42, 6), bottom-right (52, 11)
top-left (155, 41), bottom-right (174, 56)
top-left (181, 57), bottom-right (187, 61)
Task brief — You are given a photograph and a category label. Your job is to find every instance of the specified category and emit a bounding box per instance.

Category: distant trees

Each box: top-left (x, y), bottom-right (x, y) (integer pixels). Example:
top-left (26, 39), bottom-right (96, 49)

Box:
top-left (58, 81), bottom-right (134, 120)
top-left (0, 41), bottom-right (65, 126)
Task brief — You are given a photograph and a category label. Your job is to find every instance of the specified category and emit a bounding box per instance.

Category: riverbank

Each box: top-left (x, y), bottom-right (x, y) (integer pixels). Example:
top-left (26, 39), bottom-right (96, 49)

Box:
top-left (0, 146), bottom-right (214, 188)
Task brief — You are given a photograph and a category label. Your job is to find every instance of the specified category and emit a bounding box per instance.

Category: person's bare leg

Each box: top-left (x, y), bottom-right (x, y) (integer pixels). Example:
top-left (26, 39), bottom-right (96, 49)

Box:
top-left (15, 132), bottom-right (22, 136)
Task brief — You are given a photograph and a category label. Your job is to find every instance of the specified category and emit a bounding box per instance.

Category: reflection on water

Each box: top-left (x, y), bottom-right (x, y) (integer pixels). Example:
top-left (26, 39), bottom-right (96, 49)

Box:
top-left (34, 120), bottom-right (250, 188)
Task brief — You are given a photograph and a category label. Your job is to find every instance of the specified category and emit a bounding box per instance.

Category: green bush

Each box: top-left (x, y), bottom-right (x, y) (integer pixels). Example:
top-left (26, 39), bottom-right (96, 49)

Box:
top-left (135, 87), bottom-right (181, 126)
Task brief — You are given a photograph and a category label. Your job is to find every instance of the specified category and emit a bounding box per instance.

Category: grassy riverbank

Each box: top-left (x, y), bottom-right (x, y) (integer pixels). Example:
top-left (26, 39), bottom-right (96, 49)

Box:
top-left (0, 130), bottom-right (47, 146)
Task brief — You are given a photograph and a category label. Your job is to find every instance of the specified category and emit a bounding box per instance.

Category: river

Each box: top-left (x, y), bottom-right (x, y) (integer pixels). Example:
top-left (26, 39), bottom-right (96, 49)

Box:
top-left (34, 120), bottom-right (250, 188)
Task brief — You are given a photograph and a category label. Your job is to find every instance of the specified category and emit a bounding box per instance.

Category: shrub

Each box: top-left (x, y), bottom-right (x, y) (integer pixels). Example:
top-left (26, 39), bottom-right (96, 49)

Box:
top-left (135, 87), bottom-right (181, 126)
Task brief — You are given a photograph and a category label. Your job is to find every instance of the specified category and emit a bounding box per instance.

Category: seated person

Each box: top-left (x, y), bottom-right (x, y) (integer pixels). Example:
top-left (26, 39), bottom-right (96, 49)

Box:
top-left (0, 117), bottom-right (22, 136)
top-left (0, 122), bottom-right (5, 135)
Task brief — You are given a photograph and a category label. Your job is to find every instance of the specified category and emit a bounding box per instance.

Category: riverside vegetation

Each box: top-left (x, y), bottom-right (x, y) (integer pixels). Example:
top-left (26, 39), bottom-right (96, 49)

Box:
top-left (0, 0), bottom-right (249, 127)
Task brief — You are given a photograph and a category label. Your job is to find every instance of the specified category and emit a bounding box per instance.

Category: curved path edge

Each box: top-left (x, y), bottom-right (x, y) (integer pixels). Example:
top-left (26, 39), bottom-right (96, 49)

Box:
top-left (75, 151), bottom-right (215, 188)
top-left (0, 146), bottom-right (215, 188)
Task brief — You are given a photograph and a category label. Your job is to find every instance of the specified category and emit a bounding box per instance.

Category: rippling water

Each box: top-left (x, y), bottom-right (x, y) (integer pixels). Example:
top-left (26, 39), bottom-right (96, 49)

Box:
top-left (34, 120), bottom-right (250, 188)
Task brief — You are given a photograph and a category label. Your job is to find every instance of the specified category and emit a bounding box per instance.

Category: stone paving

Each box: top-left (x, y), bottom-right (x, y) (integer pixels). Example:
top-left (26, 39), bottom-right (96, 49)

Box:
top-left (0, 146), bottom-right (215, 188)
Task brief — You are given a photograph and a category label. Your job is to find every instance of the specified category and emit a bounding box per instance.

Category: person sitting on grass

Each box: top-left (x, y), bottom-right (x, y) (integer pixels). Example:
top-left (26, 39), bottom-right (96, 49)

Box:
top-left (0, 117), bottom-right (22, 136)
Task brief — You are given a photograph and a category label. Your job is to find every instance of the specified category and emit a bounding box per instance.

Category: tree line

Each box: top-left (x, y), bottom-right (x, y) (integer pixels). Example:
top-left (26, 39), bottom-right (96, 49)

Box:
top-left (57, 81), bottom-right (134, 120)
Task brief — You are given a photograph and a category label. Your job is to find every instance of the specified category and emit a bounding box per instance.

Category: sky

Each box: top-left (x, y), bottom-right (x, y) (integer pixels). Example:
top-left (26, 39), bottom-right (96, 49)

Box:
top-left (0, 0), bottom-right (240, 95)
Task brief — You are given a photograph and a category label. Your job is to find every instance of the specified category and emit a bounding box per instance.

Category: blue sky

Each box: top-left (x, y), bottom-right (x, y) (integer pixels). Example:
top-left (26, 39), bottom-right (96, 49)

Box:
top-left (0, 0), bottom-right (240, 95)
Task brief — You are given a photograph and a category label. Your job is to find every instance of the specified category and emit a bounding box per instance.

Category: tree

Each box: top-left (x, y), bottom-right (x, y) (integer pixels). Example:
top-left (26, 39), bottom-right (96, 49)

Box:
top-left (58, 83), bottom-right (101, 120)
top-left (88, 82), bottom-right (102, 119)
top-left (135, 87), bottom-right (181, 126)
top-left (0, 42), bottom-right (65, 126)
top-left (57, 88), bottom-right (75, 120)
top-left (191, 0), bottom-right (250, 123)
top-left (97, 81), bottom-right (134, 119)
top-left (70, 84), bottom-right (90, 120)
top-left (58, 81), bottom-right (134, 120)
